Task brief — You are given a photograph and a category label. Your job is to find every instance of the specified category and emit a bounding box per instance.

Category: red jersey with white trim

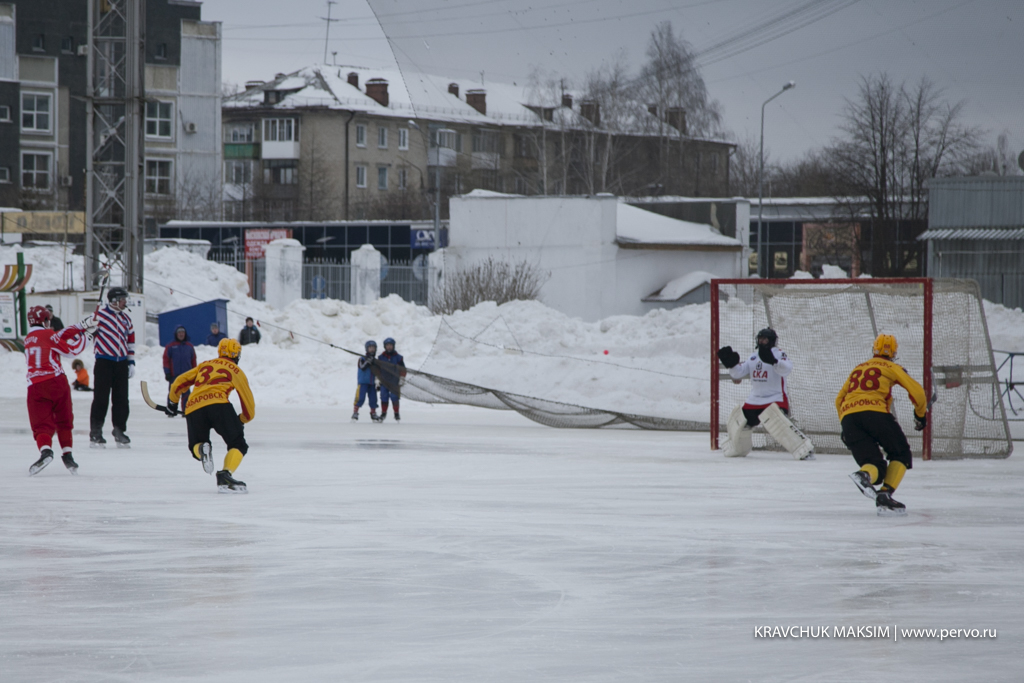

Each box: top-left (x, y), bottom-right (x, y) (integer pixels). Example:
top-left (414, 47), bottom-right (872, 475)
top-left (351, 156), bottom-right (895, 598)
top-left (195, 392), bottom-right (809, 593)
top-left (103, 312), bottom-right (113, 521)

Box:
top-left (728, 347), bottom-right (793, 409)
top-left (24, 325), bottom-right (88, 386)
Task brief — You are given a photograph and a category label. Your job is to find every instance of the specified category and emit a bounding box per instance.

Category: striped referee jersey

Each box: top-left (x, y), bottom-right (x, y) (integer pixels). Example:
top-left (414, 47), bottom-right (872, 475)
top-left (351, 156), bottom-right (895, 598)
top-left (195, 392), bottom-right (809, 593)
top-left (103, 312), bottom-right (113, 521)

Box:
top-left (93, 304), bottom-right (136, 363)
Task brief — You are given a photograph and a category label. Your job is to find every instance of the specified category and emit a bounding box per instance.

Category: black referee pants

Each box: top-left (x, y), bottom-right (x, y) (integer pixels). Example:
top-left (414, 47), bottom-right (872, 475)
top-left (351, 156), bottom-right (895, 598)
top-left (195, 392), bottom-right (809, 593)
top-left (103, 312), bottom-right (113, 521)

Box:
top-left (91, 358), bottom-right (130, 433)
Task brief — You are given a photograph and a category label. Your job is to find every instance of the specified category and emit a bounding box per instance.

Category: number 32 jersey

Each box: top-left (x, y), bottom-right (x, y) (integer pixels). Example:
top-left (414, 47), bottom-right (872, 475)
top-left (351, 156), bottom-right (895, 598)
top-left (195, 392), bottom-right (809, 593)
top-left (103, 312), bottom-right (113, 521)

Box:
top-left (169, 357), bottom-right (255, 423)
top-left (835, 357), bottom-right (927, 422)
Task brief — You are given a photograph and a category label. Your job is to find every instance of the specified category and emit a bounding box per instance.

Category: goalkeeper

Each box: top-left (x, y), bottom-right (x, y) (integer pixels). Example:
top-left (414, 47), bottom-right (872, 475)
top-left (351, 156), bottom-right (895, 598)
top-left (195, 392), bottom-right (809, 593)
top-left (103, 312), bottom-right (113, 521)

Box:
top-left (717, 328), bottom-right (814, 460)
top-left (836, 334), bottom-right (928, 516)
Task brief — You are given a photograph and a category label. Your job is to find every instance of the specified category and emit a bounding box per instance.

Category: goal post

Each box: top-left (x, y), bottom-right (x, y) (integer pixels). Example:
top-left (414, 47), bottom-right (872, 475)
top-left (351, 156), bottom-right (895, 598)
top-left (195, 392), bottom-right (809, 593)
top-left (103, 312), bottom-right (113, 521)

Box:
top-left (710, 278), bottom-right (1012, 460)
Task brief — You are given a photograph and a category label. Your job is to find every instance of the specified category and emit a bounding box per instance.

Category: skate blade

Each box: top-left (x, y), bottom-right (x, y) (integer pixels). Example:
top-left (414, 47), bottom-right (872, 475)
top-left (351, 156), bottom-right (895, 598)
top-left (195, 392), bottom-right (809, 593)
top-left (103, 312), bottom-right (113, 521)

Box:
top-left (796, 452), bottom-right (816, 461)
top-left (67, 467), bottom-right (79, 476)
top-left (202, 454), bottom-right (215, 475)
top-left (723, 452), bottom-right (747, 457)
top-left (850, 473), bottom-right (878, 500)
top-left (877, 506), bottom-right (907, 517)
top-left (115, 443), bottom-right (131, 449)
top-left (29, 456), bottom-right (54, 476)
top-left (90, 442), bottom-right (106, 449)
top-left (218, 484), bottom-right (248, 494)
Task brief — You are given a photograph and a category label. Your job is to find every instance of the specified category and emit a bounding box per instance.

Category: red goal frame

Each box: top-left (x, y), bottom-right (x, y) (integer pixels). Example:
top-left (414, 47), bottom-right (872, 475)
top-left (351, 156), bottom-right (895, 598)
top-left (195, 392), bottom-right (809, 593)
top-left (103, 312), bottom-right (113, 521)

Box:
top-left (710, 278), bottom-right (933, 460)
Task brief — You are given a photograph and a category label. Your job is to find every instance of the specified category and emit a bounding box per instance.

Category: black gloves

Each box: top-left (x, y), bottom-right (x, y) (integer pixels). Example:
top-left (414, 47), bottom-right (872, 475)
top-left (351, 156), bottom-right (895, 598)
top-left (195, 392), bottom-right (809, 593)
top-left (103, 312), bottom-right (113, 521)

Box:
top-left (758, 345), bottom-right (777, 364)
top-left (358, 356), bottom-right (376, 369)
top-left (165, 400), bottom-right (179, 416)
top-left (717, 346), bottom-right (741, 369)
top-left (165, 373), bottom-right (172, 382)
top-left (914, 414), bottom-right (927, 432)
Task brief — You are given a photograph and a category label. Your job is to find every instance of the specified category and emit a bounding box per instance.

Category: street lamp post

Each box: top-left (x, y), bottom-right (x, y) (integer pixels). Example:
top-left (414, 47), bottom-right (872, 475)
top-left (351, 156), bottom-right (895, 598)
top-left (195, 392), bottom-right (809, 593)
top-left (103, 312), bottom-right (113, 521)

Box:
top-left (409, 120), bottom-right (444, 250)
top-left (757, 81), bottom-right (795, 277)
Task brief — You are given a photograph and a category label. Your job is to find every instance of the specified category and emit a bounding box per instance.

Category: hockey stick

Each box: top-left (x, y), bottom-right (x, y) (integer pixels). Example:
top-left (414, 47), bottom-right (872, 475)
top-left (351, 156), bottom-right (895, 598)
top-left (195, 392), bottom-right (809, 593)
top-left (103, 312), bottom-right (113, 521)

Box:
top-left (140, 381), bottom-right (172, 415)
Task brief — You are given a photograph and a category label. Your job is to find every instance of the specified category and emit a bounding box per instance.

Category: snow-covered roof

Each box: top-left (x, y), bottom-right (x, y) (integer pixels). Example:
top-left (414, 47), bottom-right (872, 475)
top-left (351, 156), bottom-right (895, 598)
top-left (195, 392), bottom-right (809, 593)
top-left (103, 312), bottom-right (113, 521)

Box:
top-left (615, 204), bottom-right (742, 249)
top-left (225, 64), bottom-right (730, 142)
top-left (642, 271), bottom-right (717, 302)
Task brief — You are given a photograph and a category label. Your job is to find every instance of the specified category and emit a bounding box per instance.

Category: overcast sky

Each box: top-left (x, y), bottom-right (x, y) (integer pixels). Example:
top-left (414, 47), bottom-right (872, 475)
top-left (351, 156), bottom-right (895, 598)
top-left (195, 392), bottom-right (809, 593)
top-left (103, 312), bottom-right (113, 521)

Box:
top-left (204, 0), bottom-right (1024, 166)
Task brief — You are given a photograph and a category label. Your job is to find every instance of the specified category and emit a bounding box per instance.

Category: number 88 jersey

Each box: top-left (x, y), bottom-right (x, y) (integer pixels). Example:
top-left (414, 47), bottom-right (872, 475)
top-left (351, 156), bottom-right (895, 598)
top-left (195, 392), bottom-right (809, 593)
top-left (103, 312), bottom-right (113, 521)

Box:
top-left (835, 356), bottom-right (927, 422)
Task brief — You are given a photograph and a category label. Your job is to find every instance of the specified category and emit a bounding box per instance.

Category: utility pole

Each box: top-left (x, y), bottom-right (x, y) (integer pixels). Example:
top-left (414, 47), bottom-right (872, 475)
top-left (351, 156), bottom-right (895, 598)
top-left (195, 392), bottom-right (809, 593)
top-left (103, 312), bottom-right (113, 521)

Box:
top-left (320, 1), bottom-right (338, 65)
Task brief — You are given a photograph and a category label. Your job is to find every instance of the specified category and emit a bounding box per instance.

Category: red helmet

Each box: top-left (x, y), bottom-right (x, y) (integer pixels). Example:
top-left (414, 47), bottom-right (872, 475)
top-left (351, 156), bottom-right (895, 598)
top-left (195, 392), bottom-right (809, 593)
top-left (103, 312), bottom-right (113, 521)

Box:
top-left (27, 305), bottom-right (52, 326)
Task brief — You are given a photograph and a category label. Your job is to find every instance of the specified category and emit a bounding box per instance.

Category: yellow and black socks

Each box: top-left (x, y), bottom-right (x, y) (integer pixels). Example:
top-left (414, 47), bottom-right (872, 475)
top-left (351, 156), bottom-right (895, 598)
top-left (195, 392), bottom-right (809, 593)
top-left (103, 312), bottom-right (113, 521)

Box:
top-left (224, 448), bottom-right (243, 473)
top-left (882, 461), bottom-right (907, 492)
top-left (860, 464), bottom-right (881, 486)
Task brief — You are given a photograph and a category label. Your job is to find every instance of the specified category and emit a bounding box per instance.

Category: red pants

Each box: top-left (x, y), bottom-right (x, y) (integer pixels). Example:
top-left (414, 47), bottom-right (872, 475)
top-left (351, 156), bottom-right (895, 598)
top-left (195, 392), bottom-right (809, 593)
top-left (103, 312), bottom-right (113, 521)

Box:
top-left (27, 376), bottom-right (74, 452)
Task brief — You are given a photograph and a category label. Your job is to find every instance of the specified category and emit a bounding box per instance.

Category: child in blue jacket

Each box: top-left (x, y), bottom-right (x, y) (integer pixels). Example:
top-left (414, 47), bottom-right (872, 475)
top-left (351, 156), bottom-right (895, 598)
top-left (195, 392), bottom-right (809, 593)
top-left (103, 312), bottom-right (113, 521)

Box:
top-left (377, 337), bottom-right (407, 422)
top-left (352, 340), bottom-right (381, 422)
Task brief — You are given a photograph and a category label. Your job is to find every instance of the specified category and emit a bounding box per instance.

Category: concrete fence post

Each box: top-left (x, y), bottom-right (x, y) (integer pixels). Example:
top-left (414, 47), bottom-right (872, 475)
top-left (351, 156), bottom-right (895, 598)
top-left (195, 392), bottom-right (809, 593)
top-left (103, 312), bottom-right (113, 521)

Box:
top-left (265, 238), bottom-right (305, 310)
top-left (351, 244), bottom-right (381, 306)
top-left (427, 248), bottom-right (447, 312)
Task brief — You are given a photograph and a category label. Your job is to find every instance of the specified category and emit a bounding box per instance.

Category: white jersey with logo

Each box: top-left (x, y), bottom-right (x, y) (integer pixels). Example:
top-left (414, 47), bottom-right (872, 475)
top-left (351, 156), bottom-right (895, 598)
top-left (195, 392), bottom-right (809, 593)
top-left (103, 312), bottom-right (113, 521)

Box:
top-left (729, 347), bottom-right (793, 409)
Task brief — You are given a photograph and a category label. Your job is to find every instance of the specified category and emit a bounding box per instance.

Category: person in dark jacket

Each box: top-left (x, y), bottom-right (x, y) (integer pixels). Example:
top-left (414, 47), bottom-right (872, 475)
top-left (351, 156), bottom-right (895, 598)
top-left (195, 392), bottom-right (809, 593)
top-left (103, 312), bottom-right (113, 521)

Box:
top-left (377, 337), bottom-right (407, 422)
top-left (205, 322), bottom-right (227, 347)
top-left (239, 317), bottom-right (261, 345)
top-left (46, 305), bottom-right (65, 331)
top-left (163, 326), bottom-right (197, 416)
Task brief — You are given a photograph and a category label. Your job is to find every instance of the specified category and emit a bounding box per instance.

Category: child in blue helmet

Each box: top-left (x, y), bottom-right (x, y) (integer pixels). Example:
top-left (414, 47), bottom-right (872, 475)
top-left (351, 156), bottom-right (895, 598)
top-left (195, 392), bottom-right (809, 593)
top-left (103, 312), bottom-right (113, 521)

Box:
top-left (352, 340), bottom-right (381, 422)
top-left (377, 337), bottom-right (407, 422)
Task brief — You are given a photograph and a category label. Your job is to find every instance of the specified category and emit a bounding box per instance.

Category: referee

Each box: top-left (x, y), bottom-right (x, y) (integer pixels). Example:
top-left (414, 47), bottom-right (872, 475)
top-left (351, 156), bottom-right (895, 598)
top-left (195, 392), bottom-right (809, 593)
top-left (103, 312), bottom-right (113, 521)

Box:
top-left (89, 287), bottom-right (135, 448)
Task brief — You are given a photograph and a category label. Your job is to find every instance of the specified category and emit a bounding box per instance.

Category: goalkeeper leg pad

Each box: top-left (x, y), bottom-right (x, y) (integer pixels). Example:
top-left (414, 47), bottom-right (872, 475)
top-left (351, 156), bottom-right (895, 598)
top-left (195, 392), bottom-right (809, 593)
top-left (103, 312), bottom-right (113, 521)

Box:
top-left (760, 404), bottom-right (815, 460)
top-left (723, 405), bottom-right (753, 457)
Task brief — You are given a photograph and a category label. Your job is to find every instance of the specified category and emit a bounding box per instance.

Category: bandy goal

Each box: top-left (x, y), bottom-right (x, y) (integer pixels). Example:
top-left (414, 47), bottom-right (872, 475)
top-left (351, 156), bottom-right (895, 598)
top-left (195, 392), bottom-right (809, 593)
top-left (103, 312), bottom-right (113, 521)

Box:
top-left (710, 278), bottom-right (1012, 460)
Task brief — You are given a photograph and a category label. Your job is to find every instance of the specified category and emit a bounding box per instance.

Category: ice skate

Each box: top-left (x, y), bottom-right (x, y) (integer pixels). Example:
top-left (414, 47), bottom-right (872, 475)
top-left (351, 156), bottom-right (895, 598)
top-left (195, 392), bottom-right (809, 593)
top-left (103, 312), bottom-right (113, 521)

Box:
top-left (370, 410), bottom-right (382, 423)
top-left (112, 427), bottom-right (131, 448)
top-left (875, 491), bottom-right (906, 516)
top-left (217, 469), bottom-right (247, 494)
top-left (850, 471), bottom-right (877, 500)
top-left (194, 442), bottom-right (215, 474)
top-left (62, 452), bottom-right (79, 475)
top-left (351, 411), bottom-right (359, 422)
top-left (379, 410), bottom-right (388, 422)
top-left (90, 430), bottom-right (106, 448)
top-left (29, 449), bottom-right (54, 476)
top-left (393, 412), bottom-right (400, 422)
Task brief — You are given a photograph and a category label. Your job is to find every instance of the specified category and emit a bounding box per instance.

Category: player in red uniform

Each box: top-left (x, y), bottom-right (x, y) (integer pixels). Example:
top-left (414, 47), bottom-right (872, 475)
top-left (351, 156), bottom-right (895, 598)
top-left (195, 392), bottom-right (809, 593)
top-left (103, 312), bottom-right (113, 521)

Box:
top-left (24, 305), bottom-right (92, 476)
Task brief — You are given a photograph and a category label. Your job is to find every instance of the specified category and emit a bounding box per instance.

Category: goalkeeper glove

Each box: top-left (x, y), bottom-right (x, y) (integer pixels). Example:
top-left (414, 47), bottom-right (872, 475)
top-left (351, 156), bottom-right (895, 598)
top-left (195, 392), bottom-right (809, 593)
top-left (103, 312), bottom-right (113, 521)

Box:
top-left (717, 346), bottom-right (741, 369)
top-left (757, 345), bottom-right (777, 365)
top-left (914, 414), bottom-right (927, 432)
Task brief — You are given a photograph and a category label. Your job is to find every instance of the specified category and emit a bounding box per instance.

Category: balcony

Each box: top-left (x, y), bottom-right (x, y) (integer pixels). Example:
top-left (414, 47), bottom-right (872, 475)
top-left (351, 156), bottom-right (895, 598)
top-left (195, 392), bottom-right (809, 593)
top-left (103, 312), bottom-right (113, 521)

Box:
top-left (262, 141), bottom-right (300, 160)
top-left (428, 147), bottom-right (457, 167)
top-left (224, 143), bottom-right (260, 159)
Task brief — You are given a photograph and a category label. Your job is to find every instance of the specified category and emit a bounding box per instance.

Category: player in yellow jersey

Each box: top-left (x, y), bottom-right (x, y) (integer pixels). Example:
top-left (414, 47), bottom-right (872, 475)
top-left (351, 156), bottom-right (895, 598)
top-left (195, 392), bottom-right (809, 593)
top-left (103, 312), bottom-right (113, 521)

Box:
top-left (835, 334), bottom-right (928, 515)
top-left (168, 338), bottom-right (255, 493)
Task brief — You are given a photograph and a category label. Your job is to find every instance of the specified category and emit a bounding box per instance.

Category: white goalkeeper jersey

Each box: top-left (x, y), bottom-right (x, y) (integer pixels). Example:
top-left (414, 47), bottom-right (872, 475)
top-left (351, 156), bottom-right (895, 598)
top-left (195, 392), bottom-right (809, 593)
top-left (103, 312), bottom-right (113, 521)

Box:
top-left (729, 347), bottom-right (793, 409)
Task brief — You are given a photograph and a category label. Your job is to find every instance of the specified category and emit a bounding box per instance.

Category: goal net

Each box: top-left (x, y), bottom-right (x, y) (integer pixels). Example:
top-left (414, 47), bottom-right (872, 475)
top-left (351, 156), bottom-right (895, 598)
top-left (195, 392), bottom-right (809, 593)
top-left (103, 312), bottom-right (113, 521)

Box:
top-left (711, 278), bottom-right (1012, 460)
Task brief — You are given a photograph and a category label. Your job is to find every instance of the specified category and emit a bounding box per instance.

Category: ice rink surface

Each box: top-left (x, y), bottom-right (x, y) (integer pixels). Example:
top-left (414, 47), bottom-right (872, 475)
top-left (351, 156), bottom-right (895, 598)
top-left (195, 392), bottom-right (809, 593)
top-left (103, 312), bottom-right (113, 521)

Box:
top-left (1, 395), bottom-right (1022, 682)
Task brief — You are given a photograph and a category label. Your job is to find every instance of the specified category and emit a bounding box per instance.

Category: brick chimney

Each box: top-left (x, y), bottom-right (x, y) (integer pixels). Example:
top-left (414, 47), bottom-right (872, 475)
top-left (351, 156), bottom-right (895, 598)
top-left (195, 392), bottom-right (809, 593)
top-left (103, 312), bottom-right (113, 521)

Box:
top-left (666, 107), bottom-right (687, 135)
top-left (448, 82), bottom-right (459, 98)
top-left (579, 101), bottom-right (600, 127)
top-left (466, 89), bottom-right (486, 115)
top-left (365, 78), bottom-right (389, 106)
top-left (347, 72), bottom-right (359, 89)
top-left (562, 93), bottom-right (573, 109)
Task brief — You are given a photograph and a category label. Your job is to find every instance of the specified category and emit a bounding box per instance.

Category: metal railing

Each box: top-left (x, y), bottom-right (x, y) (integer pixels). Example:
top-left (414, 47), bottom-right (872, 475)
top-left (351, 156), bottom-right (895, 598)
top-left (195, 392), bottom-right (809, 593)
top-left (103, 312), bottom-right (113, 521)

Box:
top-left (304, 259), bottom-right (351, 301)
top-left (382, 260), bottom-right (429, 306)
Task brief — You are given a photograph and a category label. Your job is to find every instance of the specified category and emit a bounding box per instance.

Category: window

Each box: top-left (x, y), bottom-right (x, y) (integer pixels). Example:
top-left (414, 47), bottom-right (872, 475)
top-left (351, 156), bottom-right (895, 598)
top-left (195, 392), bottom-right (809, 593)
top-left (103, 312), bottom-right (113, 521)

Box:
top-left (0, 105), bottom-right (9, 122)
top-left (0, 167), bottom-right (10, 183)
top-left (355, 124), bottom-right (366, 147)
top-left (145, 101), bottom-right (173, 138)
top-left (61, 37), bottom-right (74, 53)
top-left (227, 123), bottom-right (254, 143)
top-left (32, 34), bottom-right (45, 52)
top-left (145, 159), bottom-right (172, 194)
top-left (377, 166), bottom-right (388, 190)
top-left (514, 134), bottom-right (534, 159)
top-left (355, 165), bottom-right (367, 188)
top-left (156, 43), bottom-right (167, 60)
top-left (397, 168), bottom-right (407, 190)
top-left (472, 129), bottom-right (501, 154)
top-left (263, 118), bottom-right (298, 142)
top-left (22, 94), bottom-right (51, 133)
top-left (378, 126), bottom-right (388, 149)
top-left (398, 128), bottom-right (408, 150)
top-left (225, 160), bottom-right (252, 185)
top-left (22, 152), bottom-right (51, 189)
top-left (711, 153), bottom-right (719, 173)
top-left (262, 160), bottom-right (296, 185)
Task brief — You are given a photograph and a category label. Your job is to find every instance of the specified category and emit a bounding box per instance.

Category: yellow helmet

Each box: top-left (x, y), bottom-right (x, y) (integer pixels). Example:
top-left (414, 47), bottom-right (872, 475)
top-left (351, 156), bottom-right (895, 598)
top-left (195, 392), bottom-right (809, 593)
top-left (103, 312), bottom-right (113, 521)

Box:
top-left (872, 334), bottom-right (898, 359)
top-left (218, 338), bottom-right (242, 362)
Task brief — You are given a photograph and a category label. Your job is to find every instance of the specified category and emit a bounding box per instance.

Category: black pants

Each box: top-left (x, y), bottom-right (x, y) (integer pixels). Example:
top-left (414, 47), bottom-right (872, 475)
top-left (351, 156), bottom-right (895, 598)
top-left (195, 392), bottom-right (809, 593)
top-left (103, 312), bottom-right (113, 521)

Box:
top-left (91, 358), bottom-right (130, 433)
top-left (186, 402), bottom-right (248, 457)
top-left (841, 411), bottom-right (913, 482)
top-left (742, 405), bottom-right (787, 428)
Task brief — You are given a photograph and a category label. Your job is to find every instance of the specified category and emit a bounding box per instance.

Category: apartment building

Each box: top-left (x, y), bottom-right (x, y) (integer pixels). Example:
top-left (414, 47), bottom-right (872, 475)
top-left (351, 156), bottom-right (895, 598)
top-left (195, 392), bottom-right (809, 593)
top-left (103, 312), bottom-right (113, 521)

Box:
top-left (222, 65), bottom-right (735, 222)
top-left (0, 0), bottom-right (221, 227)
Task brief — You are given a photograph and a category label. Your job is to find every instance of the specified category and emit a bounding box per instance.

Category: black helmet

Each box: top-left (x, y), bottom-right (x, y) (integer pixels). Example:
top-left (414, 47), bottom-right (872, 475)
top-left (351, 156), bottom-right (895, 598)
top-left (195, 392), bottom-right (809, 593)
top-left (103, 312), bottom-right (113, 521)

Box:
top-left (756, 328), bottom-right (777, 347)
top-left (107, 286), bottom-right (129, 302)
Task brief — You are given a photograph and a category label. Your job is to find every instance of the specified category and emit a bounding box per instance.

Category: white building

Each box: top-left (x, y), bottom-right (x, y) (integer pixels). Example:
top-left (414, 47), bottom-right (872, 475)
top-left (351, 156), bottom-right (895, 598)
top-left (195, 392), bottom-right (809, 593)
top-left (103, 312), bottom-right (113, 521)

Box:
top-left (445, 192), bottom-right (745, 320)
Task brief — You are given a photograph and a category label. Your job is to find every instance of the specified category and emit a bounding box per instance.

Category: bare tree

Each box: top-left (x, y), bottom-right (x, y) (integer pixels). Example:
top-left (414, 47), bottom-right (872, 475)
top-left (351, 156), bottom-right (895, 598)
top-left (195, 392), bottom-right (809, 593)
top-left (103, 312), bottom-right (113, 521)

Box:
top-left (432, 257), bottom-right (549, 315)
top-left (963, 131), bottom-right (1021, 176)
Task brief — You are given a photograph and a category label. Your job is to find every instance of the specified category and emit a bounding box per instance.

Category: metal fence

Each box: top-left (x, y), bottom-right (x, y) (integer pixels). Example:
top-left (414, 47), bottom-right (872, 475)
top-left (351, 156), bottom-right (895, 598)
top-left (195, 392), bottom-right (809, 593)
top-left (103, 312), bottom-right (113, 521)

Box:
top-left (303, 259), bottom-right (351, 301)
top-left (382, 260), bottom-right (430, 306)
top-left (206, 253), bottom-right (430, 305)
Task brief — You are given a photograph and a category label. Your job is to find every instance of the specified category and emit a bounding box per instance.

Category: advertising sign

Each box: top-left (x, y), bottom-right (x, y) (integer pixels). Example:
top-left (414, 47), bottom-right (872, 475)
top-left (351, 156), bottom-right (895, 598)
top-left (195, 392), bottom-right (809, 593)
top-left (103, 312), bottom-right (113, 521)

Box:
top-left (0, 292), bottom-right (16, 340)
top-left (245, 228), bottom-right (292, 259)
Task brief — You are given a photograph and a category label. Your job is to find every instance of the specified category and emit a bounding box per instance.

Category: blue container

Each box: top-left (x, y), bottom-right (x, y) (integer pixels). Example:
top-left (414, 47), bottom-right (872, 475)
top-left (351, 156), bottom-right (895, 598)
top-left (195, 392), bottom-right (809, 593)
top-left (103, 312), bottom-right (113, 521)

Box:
top-left (158, 299), bottom-right (229, 347)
